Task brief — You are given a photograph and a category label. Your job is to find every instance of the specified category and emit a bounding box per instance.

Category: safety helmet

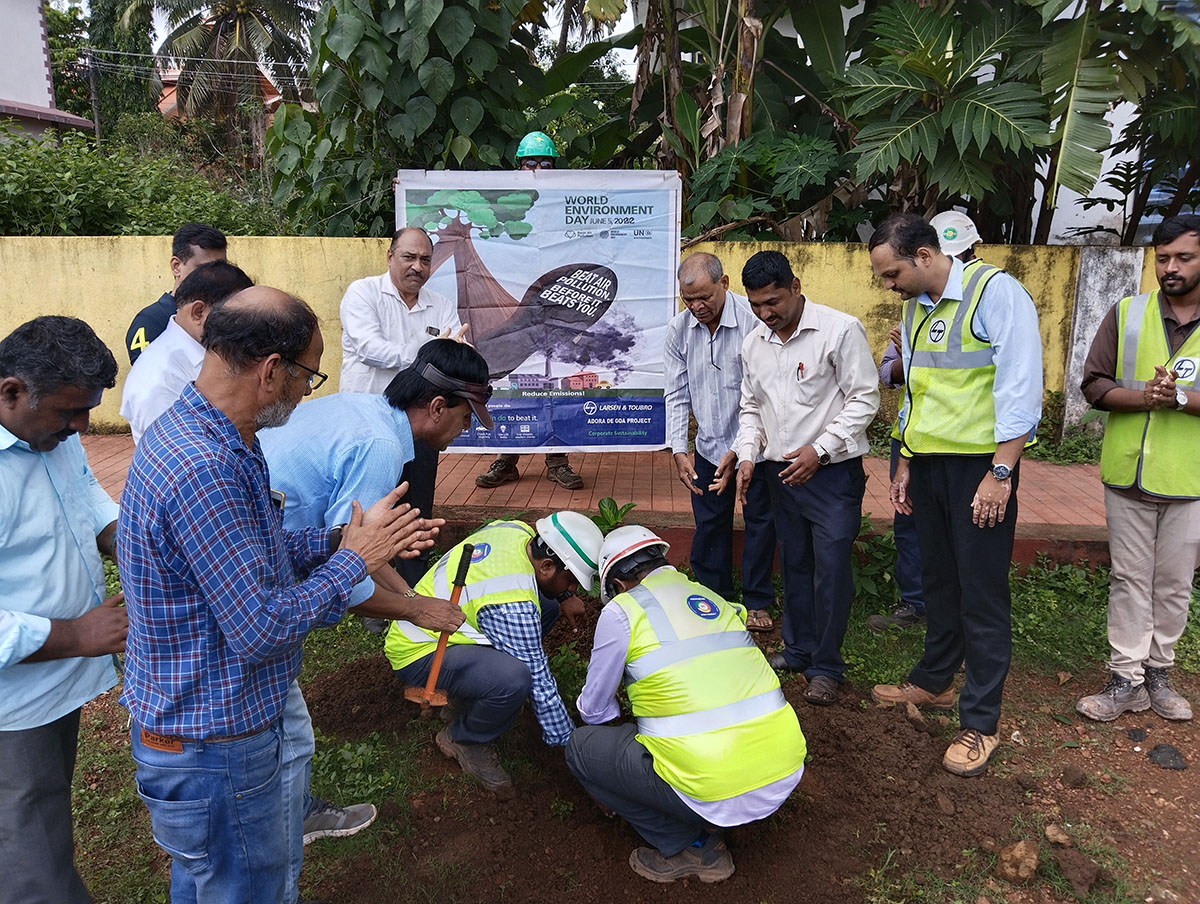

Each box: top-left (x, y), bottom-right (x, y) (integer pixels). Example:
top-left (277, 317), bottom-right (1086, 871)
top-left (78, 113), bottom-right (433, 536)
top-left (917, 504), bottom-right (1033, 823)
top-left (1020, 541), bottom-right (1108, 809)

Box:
top-left (598, 525), bottom-right (670, 604)
top-left (515, 130), bottom-right (559, 160)
top-left (929, 211), bottom-right (981, 257)
top-left (535, 511), bottom-right (603, 589)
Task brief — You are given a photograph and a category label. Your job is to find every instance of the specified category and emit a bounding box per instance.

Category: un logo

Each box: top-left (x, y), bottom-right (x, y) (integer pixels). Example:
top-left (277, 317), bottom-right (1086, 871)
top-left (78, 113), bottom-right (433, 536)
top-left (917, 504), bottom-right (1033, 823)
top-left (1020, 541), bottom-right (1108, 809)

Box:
top-left (928, 319), bottom-right (947, 343)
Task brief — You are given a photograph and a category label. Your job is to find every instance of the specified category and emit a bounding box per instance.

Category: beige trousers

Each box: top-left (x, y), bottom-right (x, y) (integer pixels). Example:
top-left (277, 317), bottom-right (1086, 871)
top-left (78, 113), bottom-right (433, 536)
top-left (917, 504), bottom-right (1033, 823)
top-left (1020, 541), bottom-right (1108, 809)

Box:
top-left (1104, 487), bottom-right (1200, 682)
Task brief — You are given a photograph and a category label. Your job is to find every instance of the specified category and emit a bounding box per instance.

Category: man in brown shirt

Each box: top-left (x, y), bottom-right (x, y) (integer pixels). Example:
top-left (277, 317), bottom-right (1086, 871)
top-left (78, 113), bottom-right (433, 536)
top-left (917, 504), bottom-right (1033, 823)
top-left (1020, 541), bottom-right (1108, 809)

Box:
top-left (1077, 214), bottom-right (1200, 723)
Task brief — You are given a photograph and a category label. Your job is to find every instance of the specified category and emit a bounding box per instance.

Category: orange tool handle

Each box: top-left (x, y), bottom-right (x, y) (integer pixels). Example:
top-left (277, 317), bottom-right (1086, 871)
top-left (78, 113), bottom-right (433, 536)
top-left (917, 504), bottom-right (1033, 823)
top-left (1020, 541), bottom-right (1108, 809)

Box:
top-left (420, 543), bottom-right (474, 707)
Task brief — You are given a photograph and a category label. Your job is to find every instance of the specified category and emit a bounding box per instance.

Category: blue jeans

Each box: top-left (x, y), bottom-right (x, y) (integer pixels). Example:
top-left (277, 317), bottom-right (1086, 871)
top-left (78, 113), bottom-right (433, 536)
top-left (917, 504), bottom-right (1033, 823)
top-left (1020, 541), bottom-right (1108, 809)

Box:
top-left (280, 681), bottom-right (314, 904)
top-left (131, 721), bottom-right (287, 904)
top-left (890, 438), bottom-right (925, 614)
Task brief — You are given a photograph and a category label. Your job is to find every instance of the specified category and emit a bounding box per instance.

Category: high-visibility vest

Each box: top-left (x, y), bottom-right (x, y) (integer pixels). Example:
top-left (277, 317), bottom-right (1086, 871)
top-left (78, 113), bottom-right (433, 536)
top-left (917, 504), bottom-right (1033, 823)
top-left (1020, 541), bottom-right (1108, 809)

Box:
top-left (614, 569), bottom-right (807, 802)
top-left (1099, 290), bottom-right (1200, 499)
top-left (901, 260), bottom-right (1005, 454)
top-left (384, 521), bottom-right (540, 671)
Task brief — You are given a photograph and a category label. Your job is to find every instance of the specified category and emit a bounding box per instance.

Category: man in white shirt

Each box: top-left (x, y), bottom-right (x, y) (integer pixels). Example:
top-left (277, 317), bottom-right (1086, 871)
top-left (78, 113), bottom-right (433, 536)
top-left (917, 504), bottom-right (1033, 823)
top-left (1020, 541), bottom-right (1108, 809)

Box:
top-left (120, 261), bottom-right (253, 444)
top-left (717, 251), bottom-right (880, 706)
top-left (666, 252), bottom-right (777, 631)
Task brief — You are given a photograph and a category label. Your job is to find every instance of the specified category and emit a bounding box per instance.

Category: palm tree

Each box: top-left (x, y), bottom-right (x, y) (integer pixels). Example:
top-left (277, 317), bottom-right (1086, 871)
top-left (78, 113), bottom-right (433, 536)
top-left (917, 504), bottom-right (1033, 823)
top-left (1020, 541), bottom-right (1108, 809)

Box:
top-left (121, 0), bottom-right (316, 120)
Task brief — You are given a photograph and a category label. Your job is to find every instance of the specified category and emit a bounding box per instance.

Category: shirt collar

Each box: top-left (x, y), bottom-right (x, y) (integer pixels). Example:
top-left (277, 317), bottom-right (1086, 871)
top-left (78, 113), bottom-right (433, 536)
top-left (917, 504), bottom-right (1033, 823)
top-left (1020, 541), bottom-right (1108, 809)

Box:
top-left (765, 295), bottom-right (814, 345)
top-left (178, 382), bottom-right (254, 454)
top-left (686, 290), bottom-right (741, 334)
top-left (919, 256), bottom-right (965, 309)
top-left (381, 272), bottom-right (429, 311)
top-left (388, 403), bottom-right (413, 444)
top-left (0, 420), bottom-right (25, 452)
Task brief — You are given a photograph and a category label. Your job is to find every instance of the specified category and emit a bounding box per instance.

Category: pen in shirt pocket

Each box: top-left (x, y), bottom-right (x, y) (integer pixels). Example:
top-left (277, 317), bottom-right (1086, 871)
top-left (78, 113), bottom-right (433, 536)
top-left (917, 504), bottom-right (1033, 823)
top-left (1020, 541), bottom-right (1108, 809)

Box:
top-left (796, 362), bottom-right (805, 380)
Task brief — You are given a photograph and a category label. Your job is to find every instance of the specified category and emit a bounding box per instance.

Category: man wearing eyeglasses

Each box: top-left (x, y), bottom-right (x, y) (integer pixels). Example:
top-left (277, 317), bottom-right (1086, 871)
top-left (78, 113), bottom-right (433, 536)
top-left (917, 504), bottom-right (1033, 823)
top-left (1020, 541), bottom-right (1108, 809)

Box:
top-left (666, 253), bottom-right (778, 633)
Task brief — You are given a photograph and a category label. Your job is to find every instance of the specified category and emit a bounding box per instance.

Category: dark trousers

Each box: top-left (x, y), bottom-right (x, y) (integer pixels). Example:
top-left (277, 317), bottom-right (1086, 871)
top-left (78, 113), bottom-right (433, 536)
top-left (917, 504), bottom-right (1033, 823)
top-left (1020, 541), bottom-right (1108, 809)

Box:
top-left (495, 452), bottom-right (569, 468)
top-left (890, 439), bottom-right (925, 613)
top-left (566, 723), bottom-right (706, 857)
top-left (906, 455), bottom-right (1018, 735)
top-left (396, 438), bottom-right (438, 585)
top-left (689, 452), bottom-right (777, 610)
top-left (764, 457), bottom-right (866, 682)
top-left (0, 709), bottom-right (92, 904)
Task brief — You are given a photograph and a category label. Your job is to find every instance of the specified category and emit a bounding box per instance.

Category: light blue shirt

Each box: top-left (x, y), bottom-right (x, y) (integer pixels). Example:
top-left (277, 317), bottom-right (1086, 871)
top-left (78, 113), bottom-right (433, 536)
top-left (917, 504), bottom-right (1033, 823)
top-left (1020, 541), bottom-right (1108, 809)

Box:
top-left (0, 429), bottom-right (119, 730)
top-left (898, 256), bottom-right (1043, 442)
top-left (664, 291), bottom-right (760, 463)
top-left (259, 393), bottom-right (415, 606)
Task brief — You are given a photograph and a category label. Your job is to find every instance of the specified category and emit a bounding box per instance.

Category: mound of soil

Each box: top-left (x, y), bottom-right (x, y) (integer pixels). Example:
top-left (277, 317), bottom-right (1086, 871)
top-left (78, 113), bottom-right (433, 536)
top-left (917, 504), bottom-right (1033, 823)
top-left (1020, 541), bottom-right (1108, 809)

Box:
top-left (304, 654), bottom-right (1033, 904)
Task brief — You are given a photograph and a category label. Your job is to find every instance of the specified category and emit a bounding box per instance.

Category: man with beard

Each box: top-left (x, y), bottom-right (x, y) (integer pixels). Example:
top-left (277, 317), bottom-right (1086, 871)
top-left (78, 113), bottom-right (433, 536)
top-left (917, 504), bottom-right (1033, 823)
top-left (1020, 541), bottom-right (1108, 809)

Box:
top-left (1076, 214), bottom-right (1200, 723)
top-left (117, 287), bottom-right (432, 901)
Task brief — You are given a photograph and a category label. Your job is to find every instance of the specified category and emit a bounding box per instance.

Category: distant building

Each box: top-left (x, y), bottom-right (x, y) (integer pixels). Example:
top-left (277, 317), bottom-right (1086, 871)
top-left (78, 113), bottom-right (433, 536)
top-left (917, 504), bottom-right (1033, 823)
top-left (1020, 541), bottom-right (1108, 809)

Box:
top-left (508, 372), bottom-right (556, 391)
top-left (0, 3), bottom-right (93, 137)
top-left (560, 371), bottom-right (599, 391)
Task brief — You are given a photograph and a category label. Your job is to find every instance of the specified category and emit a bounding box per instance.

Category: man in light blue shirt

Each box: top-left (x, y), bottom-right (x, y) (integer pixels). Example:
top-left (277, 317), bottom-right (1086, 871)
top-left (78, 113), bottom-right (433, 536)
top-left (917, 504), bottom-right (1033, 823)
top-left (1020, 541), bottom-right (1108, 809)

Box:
top-left (258, 338), bottom-right (493, 903)
top-left (665, 253), bottom-right (777, 630)
top-left (0, 316), bottom-right (125, 904)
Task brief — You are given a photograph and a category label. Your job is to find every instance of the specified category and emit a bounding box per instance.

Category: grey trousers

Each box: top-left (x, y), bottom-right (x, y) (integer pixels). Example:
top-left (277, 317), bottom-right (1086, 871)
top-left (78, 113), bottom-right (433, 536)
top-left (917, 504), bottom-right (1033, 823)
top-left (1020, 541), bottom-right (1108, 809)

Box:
top-left (565, 723), bottom-right (705, 857)
top-left (0, 709), bottom-right (92, 904)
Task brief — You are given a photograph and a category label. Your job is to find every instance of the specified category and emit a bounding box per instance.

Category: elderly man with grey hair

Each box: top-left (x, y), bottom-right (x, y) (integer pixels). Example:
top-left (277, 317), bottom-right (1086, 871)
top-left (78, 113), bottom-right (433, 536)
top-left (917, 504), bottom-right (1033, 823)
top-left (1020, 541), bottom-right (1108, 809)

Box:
top-left (665, 252), bottom-right (777, 631)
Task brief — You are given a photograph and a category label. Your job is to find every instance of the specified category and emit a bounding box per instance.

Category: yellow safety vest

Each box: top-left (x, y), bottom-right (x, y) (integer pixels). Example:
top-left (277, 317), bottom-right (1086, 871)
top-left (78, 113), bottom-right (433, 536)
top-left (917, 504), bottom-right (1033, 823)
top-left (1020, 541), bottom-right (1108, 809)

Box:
top-left (614, 568), bottom-right (807, 802)
top-left (384, 521), bottom-right (541, 671)
top-left (901, 260), bottom-right (1005, 455)
top-left (1099, 290), bottom-right (1200, 499)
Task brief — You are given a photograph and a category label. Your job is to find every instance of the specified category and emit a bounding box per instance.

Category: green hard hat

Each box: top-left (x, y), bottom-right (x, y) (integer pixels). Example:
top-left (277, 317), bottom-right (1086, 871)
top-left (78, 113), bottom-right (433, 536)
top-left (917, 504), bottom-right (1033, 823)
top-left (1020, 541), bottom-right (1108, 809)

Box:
top-left (516, 130), bottom-right (559, 160)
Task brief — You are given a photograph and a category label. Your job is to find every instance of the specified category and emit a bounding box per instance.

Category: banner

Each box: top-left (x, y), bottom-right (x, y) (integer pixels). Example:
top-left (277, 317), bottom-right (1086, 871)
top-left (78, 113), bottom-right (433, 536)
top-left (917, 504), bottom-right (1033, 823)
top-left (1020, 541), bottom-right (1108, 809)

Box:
top-left (395, 170), bottom-right (681, 453)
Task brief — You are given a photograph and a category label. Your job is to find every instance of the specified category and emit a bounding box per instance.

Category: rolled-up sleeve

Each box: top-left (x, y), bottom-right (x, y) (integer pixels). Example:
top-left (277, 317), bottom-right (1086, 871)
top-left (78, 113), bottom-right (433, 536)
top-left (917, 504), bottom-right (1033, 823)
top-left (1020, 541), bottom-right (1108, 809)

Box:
top-left (0, 610), bottom-right (51, 671)
top-left (976, 275), bottom-right (1044, 442)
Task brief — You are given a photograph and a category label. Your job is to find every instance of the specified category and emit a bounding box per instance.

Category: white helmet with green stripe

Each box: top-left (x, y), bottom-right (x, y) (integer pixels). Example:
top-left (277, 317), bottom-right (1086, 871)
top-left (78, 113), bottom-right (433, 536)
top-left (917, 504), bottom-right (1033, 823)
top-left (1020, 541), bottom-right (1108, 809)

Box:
top-left (535, 511), bottom-right (603, 589)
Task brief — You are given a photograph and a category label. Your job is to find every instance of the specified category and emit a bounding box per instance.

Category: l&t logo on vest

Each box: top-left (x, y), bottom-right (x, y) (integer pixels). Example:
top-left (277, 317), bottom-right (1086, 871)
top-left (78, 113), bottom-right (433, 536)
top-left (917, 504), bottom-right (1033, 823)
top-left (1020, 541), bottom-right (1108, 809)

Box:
top-left (686, 594), bottom-right (721, 619)
top-left (471, 543), bottom-right (492, 562)
top-left (928, 319), bottom-right (948, 344)
top-left (1173, 357), bottom-right (1197, 382)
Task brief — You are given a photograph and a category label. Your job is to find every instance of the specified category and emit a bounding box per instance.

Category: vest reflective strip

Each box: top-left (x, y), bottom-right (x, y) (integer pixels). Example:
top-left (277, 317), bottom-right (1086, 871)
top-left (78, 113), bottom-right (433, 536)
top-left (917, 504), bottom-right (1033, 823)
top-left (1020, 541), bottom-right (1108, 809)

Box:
top-left (637, 687), bottom-right (787, 738)
top-left (627, 584), bottom-right (678, 643)
top-left (391, 618), bottom-right (490, 646)
top-left (626, 631), bottom-right (759, 683)
top-left (430, 523), bottom-right (533, 597)
top-left (1115, 292), bottom-right (1153, 391)
top-left (909, 263), bottom-right (999, 369)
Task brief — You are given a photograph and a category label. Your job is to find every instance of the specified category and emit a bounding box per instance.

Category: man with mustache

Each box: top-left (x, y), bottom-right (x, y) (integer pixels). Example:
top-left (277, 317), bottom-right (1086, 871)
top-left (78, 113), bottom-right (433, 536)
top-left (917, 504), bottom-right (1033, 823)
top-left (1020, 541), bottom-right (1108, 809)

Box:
top-left (1077, 214), bottom-right (1200, 723)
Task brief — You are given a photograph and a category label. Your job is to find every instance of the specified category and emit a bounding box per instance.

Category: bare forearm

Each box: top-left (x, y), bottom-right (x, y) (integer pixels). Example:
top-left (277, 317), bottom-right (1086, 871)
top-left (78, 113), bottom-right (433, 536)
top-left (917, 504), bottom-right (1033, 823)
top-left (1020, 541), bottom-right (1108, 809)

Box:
top-left (1097, 387), bottom-right (1152, 413)
top-left (992, 435), bottom-right (1027, 468)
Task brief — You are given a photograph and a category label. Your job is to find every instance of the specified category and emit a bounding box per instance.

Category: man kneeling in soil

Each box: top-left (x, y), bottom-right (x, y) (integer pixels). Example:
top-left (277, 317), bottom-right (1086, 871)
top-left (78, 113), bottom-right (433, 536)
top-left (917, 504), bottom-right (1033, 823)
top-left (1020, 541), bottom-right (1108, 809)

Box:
top-left (384, 512), bottom-right (604, 798)
top-left (566, 526), bottom-right (807, 883)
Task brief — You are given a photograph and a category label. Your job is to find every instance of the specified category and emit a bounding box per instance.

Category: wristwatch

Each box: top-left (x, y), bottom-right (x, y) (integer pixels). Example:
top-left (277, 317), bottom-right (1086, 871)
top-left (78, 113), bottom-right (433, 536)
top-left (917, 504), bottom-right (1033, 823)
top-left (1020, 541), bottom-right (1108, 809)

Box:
top-left (1175, 387), bottom-right (1188, 410)
top-left (990, 463), bottom-right (1012, 481)
top-left (812, 443), bottom-right (832, 466)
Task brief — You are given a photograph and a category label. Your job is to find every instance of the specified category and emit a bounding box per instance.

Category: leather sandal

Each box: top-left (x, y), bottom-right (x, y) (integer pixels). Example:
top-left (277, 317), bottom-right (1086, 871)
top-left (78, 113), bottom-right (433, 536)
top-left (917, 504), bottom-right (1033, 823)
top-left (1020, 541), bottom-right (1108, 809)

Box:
top-left (745, 609), bottom-right (774, 632)
top-left (803, 675), bottom-right (839, 706)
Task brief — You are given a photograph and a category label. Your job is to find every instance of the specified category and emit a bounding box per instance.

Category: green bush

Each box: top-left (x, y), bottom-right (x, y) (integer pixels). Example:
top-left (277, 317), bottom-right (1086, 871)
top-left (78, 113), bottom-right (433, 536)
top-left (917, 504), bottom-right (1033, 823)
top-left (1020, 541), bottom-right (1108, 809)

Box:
top-left (0, 126), bottom-right (282, 236)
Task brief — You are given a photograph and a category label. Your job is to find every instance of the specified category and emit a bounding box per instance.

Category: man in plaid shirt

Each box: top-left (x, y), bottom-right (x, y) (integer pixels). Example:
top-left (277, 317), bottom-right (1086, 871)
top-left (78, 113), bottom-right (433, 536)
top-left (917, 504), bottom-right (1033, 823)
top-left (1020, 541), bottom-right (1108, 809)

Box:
top-left (117, 287), bottom-right (432, 903)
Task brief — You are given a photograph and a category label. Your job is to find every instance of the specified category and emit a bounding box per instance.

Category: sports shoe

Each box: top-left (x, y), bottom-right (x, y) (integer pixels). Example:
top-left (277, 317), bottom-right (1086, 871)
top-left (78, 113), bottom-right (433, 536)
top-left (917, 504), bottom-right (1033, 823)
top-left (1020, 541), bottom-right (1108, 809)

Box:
top-left (435, 727), bottom-right (515, 799)
top-left (629, 835), bottom-right (734, 884)
top-left (942, 728), bottom-right (1000, 777)
top-left (871, 680), bottom-right (956, 711)
top-left (866, 604), bottom-right (926, 633)
top-left (546, 462), bottom-right (584, 490)
top-left (1075, 673), bottom-right (1151, 722)
top-left (1144, 667), bottom-right (1193, 721)
top-left (302, 797), bottom-right (378, 845)
top-left (475, 458), bottom-right (520, 488)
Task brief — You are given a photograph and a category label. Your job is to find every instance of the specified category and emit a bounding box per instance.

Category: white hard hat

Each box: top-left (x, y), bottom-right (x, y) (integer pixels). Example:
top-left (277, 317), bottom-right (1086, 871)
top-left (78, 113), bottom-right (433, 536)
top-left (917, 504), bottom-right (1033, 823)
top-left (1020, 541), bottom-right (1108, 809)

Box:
top-left (929, 211), bottom-right (981, 257)
top-left (598, 525), bottom-right (670, 603)
top-left (534, 511), bottom-right (604, 589)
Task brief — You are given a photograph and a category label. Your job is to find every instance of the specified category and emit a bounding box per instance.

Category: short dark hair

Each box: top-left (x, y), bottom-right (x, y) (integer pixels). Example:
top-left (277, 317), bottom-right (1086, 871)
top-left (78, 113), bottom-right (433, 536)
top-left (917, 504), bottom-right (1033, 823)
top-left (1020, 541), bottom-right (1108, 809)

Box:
top-left (389, 226), bottom-right (433, 252)
top-left (385, 339), bottom-right (489, 411)
top-left (172, 223), bottom-right (227, 262)
top-left (175, 261), bottom-right (254, 309)
top-left (201, 293), bottom-right (318, 371)
top-left (1152, 214), bottom-right (1200, 248)
top-left (742, 250), bottom-right (796, 291)
top-left (868, 213), bottom-right (941, 260)
top-left (0, 316), bottom-right (117, 401)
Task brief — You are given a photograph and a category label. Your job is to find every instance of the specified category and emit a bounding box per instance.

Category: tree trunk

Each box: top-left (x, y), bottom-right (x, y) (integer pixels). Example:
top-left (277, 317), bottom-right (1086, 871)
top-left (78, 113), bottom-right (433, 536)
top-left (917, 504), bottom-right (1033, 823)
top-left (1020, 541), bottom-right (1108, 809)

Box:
top-left (1033, 145), bottom-right (1061, 245)
top-left (1123, 164), bottom-right (1158, 246)
top-left (1163, 157), bottom-right (1200, 219)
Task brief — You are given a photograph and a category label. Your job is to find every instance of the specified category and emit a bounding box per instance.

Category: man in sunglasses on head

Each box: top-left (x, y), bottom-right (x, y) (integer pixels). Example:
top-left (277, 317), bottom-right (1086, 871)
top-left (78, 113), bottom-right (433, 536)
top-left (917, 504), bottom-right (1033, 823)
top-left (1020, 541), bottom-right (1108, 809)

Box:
top-left (257, 338), bottom-right (493, 903)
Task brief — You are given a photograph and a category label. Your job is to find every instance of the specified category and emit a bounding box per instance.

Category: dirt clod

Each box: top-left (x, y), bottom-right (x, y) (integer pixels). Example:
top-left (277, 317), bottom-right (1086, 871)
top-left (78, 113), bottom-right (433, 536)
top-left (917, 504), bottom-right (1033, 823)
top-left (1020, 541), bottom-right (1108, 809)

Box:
top-left (1060, 763), bottom-right (1088, 787)
top-left (936, 791), bottom-right (955, 815)
top-left (994, 840), bottom-right (1039, 884)
top-left (1148, 744), bottom-right (1187, 771)
top-left (1127, 727), bottom-right (1147, 742)
top-left (1053, 847), bottom-right (1100, 897)
top-left (1044, 823), bottom-right (1071, 846)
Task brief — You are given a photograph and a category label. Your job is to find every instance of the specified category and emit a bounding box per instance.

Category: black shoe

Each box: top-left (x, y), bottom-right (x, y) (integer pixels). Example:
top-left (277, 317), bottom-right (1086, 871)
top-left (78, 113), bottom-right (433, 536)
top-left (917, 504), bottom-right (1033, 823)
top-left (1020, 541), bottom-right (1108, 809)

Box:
top-left (767, 652), bottom-right (801, 672)
top-left (866, 604), bottom-right (926, 633)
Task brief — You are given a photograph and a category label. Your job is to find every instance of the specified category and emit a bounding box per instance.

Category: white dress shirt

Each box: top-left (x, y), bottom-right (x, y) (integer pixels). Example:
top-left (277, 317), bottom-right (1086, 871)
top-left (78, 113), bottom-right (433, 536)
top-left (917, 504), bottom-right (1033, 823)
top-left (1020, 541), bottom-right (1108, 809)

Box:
top-left (120, 315), bottom-right (205, 445)
top-left (733, 298), bottom-right (880, 464)
top-left (339, 273), bottom-right (463, 393)
top-left (664, 291), bottom-right (762, 463)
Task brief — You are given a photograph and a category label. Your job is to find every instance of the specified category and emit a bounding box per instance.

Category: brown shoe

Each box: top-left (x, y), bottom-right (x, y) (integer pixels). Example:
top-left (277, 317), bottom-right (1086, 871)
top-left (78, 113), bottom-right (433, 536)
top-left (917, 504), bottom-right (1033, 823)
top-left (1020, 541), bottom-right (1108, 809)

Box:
top-left (871, 680), bottom-right (956, 711)
top-left (435, 728), bottom-right (515, 799)
top-left (628, 835), bottom-right (734, 884)
top-left (942, 728), bottom-right (999, 777)
top-left (475, 458), bottom-right (520, 488)
top-left (546, 462), bottom-right (584, 490)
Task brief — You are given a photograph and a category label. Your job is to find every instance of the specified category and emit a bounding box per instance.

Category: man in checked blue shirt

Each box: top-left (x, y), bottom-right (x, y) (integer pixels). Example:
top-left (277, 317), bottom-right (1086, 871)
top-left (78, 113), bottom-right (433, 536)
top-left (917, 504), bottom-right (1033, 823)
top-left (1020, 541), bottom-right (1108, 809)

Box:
top-left (0, 316), bottom-right (126, 904)
top-left (258, 338), bottom-right (492, 901)
top-left (666, 253), bottom-right (777, 632)
top-left (118, 287), bottom-right (436, 903)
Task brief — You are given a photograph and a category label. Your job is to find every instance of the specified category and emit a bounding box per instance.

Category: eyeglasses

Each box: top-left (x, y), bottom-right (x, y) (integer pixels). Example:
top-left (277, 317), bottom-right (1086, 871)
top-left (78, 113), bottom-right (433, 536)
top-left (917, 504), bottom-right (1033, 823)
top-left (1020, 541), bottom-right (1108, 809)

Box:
top-left (284, 358), bottom-right (328, 390)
